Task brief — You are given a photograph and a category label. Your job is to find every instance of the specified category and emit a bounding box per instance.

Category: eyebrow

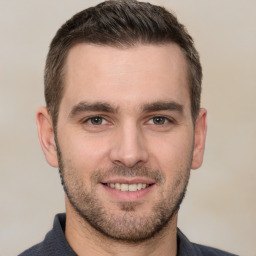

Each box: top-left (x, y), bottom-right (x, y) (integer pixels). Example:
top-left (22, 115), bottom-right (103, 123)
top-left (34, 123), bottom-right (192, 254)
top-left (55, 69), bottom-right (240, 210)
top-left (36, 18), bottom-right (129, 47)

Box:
top-left (142, 101), bottom-right (183, 113)
top-left (69, 100), bottom-right (184, 119)
top-left (69, 101), bottom-right (118, 118)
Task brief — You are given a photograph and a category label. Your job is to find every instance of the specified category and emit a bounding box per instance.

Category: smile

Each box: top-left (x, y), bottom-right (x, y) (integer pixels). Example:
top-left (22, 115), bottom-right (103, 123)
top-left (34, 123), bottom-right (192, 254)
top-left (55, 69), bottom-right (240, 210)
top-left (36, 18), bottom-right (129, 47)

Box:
top-left (105, 183), bottom-right (149, 192)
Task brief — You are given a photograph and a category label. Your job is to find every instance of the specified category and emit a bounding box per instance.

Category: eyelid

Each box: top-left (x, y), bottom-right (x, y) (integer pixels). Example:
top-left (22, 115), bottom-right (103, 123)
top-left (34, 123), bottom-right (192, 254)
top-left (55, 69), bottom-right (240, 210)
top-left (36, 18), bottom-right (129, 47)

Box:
top-left (80, 114), bottom-right (176, 126)
top-left (147, 115), bottom-right (175, 124)
top-left (82, 115), bottom-right (108, 125)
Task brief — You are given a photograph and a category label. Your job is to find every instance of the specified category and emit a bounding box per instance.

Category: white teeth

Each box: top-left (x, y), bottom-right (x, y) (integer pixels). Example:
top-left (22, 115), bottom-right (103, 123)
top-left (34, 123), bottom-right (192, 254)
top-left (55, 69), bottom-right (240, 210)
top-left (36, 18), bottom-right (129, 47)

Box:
top-left (106, 183), bottom-right (149, 191)
top-left (120, 184), bottom-right (129, 191)
top-left (128, 184), bottom-right (137, 192)
top-left (115, 183), bottom-right (121, 190)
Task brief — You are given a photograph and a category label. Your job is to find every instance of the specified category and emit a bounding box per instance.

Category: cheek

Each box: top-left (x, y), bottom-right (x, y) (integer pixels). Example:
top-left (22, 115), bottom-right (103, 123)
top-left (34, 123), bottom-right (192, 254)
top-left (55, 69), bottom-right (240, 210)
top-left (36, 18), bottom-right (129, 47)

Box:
top-left (59, 130), bottom-right (111, 173)
top-left (148, 131), bottom-right (194, 174)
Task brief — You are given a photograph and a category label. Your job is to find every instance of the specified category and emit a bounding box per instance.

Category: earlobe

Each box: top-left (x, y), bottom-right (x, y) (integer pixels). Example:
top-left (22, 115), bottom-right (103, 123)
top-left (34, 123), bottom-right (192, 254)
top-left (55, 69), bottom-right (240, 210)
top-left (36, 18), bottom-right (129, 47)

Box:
top-left (36, 107), bottom-right (59, 168)
top-left (191, 108), bottom-right (207, 170)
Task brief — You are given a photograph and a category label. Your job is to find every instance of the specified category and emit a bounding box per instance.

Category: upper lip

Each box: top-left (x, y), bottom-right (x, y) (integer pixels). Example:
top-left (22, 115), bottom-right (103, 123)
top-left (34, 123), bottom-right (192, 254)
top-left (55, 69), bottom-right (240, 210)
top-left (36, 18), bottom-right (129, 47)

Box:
top-left (101, 177), bottom-right (155, 185)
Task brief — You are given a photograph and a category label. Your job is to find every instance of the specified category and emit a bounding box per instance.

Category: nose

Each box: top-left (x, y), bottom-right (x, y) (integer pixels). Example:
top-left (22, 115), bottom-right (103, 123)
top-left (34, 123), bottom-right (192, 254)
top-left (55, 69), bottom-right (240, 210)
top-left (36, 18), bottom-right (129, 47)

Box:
top-left (109, 123), bottom-right (149, 168)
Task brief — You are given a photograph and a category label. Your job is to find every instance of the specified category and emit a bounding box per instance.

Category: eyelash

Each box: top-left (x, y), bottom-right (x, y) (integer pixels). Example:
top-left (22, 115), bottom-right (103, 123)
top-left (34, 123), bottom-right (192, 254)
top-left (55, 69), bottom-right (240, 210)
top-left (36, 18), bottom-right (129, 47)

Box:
top-left (148, 115), bottom-right (174, 125)
top-left (82, 116), bottom-right (108, 125)
top-left (82, 115), bottom-right (175, 126)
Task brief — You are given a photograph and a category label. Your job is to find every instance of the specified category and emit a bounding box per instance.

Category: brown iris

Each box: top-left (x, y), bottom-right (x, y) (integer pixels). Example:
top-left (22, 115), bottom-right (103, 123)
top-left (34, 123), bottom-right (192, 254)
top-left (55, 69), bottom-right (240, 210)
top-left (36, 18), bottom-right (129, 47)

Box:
top-left (90, 116), bottom-right (103, 125)
top-left (152, 116), bottom-right (167, 125)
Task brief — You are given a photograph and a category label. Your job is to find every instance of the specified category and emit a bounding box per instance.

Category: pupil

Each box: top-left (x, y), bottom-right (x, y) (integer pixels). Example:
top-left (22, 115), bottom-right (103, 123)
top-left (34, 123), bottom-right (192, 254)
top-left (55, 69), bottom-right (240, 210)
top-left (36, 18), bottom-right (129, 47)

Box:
top-left (154, 117), bottom-right (165, 125)
top-left (92, 117), bottom-right (102, 125)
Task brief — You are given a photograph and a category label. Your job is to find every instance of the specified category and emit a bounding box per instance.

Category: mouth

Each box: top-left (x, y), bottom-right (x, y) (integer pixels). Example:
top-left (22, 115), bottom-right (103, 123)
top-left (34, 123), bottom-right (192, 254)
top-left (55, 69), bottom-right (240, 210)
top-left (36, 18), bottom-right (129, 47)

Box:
top-left (100, 178), bottom-right (155, 201)
top-left (102, 183), bottom-right (151, 192)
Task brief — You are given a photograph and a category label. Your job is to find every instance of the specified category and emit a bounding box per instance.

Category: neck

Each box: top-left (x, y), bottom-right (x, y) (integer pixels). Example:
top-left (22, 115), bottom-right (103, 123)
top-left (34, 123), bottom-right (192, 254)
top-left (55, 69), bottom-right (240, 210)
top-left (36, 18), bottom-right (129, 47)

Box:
top-left (65, 198), bottom-right (178, 256)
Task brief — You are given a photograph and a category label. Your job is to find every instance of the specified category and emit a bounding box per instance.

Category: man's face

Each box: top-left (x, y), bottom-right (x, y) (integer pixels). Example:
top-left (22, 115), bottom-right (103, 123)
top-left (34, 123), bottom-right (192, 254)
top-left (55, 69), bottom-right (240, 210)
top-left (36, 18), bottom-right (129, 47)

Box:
top-left (46, 43), bottom-right (205, 241)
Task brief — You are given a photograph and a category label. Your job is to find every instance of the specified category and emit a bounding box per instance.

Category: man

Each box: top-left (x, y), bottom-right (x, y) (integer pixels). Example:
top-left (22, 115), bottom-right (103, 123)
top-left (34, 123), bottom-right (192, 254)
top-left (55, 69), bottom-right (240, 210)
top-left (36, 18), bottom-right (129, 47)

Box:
top-left (19, 1), bottom-right (237, 255)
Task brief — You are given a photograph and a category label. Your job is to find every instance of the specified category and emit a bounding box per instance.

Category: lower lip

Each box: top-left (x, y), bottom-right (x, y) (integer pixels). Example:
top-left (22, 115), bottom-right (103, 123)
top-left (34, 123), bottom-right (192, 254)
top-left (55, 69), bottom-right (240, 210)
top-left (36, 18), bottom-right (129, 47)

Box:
top-left (101, 184), bottom-right (155, 201)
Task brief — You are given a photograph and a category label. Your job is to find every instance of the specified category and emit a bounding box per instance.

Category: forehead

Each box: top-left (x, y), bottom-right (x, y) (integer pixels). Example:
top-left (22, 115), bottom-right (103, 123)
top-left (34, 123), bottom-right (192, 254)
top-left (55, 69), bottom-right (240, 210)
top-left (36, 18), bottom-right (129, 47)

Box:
top-left (61, 43), bottom-right (190, 113)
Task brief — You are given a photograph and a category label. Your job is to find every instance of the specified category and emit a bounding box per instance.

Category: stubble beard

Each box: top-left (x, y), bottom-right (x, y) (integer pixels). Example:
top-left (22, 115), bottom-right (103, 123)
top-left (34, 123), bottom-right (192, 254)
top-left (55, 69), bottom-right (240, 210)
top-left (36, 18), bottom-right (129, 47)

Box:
top-left (56, 142), bottom-right (192, 243)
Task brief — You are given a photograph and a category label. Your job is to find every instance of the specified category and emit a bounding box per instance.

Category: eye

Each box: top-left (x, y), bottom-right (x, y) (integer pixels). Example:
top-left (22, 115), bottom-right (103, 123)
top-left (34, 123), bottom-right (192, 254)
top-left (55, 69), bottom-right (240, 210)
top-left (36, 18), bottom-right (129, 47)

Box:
top-left (85, 116), bottom-right (107, 125)
top-left (149, 116), bottom-right (171, 125)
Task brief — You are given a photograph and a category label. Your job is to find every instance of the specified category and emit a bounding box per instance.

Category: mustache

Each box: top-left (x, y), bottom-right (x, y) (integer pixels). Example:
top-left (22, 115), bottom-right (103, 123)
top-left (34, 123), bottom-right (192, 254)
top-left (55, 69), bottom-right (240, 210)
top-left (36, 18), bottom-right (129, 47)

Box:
top-left (91, 165), bottom-right (165, 184)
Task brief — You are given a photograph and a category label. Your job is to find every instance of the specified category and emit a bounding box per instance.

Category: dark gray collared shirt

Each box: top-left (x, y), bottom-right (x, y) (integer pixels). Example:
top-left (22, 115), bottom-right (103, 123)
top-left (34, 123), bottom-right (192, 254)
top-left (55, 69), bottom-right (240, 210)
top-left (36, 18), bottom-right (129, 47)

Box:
top-left (19, 213), bottom-right (238, 256)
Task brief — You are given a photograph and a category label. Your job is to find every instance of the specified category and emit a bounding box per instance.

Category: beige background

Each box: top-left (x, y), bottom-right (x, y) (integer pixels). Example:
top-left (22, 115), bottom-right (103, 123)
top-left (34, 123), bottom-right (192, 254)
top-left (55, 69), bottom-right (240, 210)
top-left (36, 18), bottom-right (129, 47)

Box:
top-left (1, 0), bottom-right (256, 255)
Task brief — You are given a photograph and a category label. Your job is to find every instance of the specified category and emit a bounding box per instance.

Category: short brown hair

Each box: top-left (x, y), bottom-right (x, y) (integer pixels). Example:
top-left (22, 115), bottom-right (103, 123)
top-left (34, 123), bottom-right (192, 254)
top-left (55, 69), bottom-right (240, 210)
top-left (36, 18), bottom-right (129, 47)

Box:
top-left (45, 0), bottom-right (202, 128)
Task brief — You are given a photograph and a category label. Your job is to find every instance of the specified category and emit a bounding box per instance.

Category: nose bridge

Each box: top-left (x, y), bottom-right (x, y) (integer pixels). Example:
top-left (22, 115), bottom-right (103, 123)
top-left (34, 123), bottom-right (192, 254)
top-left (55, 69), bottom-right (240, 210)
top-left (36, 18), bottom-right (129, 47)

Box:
top-left (110, 119), bottom-right (148, 168)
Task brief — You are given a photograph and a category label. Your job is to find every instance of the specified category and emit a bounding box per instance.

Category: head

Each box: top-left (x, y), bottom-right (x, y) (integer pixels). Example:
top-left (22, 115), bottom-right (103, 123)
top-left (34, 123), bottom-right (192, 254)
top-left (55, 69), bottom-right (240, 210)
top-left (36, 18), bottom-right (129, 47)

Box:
top-left (44, 0), bottom-right (202, 130)
top-left (37, 0), bottom-right (207, 244)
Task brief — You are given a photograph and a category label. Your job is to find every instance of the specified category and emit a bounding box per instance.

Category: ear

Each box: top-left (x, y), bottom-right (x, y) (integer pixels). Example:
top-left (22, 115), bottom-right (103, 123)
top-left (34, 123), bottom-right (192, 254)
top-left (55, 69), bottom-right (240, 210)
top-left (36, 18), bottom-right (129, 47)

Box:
top-left (36, 107), bottom-right (58, 168)
top-left (191, 108), bottom-right (207, 169)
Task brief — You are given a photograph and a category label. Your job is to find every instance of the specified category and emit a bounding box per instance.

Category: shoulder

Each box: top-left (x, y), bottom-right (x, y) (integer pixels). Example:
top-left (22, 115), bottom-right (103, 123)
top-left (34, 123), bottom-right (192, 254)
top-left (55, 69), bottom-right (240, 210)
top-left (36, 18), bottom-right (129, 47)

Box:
top-left (18, 213), bottom-right (76, 256)
top-left (177, 229), bottom-right (238, 256)
top-left (18, 242), bottom-right (45, 256)
top-left (18, 229), bottom-right (59, 256)
top-left (191, 243), bottom-right (239, 256)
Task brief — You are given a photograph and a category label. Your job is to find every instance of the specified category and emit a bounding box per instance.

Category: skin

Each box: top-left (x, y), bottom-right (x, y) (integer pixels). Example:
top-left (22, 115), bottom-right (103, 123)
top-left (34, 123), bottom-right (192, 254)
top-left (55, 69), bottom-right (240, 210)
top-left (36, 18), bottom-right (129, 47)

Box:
top-left (37, 43), bottom-right (207, 256)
